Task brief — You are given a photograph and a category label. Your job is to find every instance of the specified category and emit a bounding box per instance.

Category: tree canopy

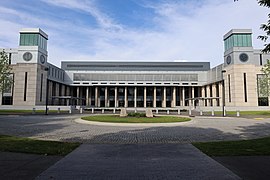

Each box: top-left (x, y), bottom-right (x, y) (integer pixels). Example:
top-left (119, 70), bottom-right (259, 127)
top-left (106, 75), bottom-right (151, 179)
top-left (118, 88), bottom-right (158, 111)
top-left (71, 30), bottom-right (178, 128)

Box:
top-left (0, 50), bottom-right (13, 93)
top-left (235, 0), bottom-right (270, 53)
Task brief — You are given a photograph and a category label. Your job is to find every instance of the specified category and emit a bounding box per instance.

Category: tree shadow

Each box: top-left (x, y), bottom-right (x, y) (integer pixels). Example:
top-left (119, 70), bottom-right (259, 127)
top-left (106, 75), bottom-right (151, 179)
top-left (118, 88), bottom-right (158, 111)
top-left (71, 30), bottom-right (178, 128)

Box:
top-left (63, 121), bottom-right (270, 144)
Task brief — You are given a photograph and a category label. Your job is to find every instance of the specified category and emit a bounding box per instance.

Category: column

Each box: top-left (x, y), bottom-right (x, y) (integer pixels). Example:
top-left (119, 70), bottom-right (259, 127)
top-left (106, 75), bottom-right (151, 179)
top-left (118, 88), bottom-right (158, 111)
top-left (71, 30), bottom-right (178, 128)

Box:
top-left (66, 86), bottom-right (70, 105)
top-left (206, 85), bottom-right (210, 106)
top-left (86, 87), bottom-right (89, 106)
top-left (95, 87), bottom-right (98, 107)
top-left (124, 87), bottom-right (128, 108)
top-left (201, 86), bottom-right (205, 107)
top-left (162, 87), bottom-right (166, 107)
top-left (105, 87), bottom-right (108, 107)
top-left (144, 87), bottom-right (147, 107)
top-left (89, 87), bottom-right (92, 106)
top-left (49, 81), bottom-right (53, 105)
top-left (212, 84), bottom-right (217, 106)
top-left (182, 87), bottom-right (185, 106)
top-left (76, 86), bottom-right (80, 105)
top-left (219, 82), bottom-right (223, 107)
top-left (134, 87), bottom-right (137, 108)
top-left (114, 87), bottom-right (118, 107)
top-left (188, 87), bottom-right (192, 106)
top-left (153, 87), bottom-right (156, 108)
top-left (171, 87), bottom-right (176, 107)
top-left (192, 86), bottom-right (195, 107)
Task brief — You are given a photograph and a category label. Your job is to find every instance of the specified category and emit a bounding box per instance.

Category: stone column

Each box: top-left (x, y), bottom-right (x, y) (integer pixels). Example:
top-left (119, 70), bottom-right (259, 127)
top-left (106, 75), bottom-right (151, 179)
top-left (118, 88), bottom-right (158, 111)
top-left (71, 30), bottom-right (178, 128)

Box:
top-left (95, 87), bottom-right (98, 107)
top-left (144, 87), bottom-right (147, 107)
top-left (124, 87), bottom-right (128, 108)
top-left (206, 85), bottom-right (210, 106)
top-left (188, 87), bottom-right (191, 106)
top-left (171, 87), bottom-right (176, 107)
top-left (77, 86), bottom-right (80, 105)
top-left (212, 84), bottom-right (217, 106)
top-left (66, 86), bottom-right (70, 105)
top-left (86, 87), bottom-right (89, 106)
top-left (153, 87), bottom-right (156, 108)
top-left (105, 87), bottom-right (108, 107)
top-left (181, 87), bottom-right (185, 106)
top-left (115, 87), bottom-right (118, 107)
top-left (201, 86), bottom-right (205, 107)
top-left (89, 87), bottom-right (92, 106)
top-left (162, 87), bottom-right (166, 107)
top-left (219, 83), bottom-right (223, 107)
top-left (192, 86), bottom-right (195, 107)
top-left (134, 87), bottom-right (137, 108)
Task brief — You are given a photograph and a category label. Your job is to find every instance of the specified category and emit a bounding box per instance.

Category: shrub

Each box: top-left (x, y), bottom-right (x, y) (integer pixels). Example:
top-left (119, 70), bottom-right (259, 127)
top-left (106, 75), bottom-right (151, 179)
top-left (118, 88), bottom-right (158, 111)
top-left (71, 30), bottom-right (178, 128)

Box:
top-left (128, 112), bottom-right (146, 117)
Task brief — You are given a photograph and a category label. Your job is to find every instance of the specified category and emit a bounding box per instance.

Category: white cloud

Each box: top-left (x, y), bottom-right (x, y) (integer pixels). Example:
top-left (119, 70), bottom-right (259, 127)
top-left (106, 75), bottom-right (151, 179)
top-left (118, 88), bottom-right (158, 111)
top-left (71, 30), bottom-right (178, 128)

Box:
top-left (0, 0), bottom-right (269, 68)
top-left (41, 0), bottom-right (122, 31)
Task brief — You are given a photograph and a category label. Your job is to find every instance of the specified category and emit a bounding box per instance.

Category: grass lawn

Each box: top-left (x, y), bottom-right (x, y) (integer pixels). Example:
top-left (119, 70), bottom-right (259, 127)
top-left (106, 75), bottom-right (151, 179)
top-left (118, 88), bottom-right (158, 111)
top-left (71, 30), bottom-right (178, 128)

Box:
top-left (81, 115), bottom-right (191, 123)
top-left (0, 135), bottom-right (80, 156)
top-left (0, 109), bottom-right (68, 114)
top-left (205, 111), bottom-right (270, 116)
top-left (193, 137), bottom-right (270, 156)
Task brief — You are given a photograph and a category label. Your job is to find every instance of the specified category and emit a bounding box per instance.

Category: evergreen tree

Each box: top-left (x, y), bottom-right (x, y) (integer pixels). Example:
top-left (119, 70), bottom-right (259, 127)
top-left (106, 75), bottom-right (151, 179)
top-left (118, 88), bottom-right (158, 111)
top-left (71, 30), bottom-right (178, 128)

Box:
top-left (0, 50), bottom-right (13, 93)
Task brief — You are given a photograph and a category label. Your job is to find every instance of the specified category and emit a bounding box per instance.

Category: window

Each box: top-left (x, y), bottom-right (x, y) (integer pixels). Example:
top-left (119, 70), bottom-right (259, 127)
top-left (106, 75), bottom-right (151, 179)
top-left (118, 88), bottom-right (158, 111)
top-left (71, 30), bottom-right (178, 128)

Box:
top-left (24, 72), bottom-right (28, 101)
top-left (228, 74), bottom-right (231, 102)
top-left (20, 33), bottom-right (47, 50)
top-left (243, 73), bottom-right (247, 102)
top-left (8, 53), bottom-right (11, 64)
top-left (224, 34), bottom-right (252, 51)
top-left (257, 74), bottom-right (269, 106)
top-left (40, 74), bottom-right (43, 102)
top-left (260, 54), bottom-right (263, 66)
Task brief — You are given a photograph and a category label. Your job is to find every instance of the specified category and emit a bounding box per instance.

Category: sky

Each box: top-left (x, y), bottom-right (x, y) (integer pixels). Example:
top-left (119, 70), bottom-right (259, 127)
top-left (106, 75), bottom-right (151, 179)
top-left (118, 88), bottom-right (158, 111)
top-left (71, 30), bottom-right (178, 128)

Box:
top-left (0, 0), bottom-right (269, 67)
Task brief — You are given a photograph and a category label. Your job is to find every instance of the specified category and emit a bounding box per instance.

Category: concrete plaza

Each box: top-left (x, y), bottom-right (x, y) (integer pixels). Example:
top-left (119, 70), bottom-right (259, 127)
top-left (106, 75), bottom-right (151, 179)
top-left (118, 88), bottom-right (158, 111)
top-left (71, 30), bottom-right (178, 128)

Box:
top-left (1, 114), bottom-right (270, 179)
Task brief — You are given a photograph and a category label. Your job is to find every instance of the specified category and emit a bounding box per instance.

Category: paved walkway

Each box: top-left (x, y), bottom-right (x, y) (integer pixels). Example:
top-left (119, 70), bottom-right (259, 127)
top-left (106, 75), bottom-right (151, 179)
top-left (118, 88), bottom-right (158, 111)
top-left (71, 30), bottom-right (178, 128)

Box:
top-left (1, 114), bottom-right (270, 179)
top-left (37, 144), bottom-right (240, 180)
top-left (0, 152), bottom-right (62, 180)
top-left (1, 115), bottom-right (270, 144)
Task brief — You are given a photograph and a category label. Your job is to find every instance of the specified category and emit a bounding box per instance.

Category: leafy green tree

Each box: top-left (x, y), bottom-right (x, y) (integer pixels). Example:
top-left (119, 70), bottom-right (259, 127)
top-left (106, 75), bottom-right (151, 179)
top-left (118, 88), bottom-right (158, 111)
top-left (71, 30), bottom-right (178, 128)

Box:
top-left (0, 50), bottom-right (13, 93)
top-left (260, 60), bottom-right (270, 96)
top-left (235, 0), bottom-right (270, 53)
top-left (257, 0), bottom-right (270, 53)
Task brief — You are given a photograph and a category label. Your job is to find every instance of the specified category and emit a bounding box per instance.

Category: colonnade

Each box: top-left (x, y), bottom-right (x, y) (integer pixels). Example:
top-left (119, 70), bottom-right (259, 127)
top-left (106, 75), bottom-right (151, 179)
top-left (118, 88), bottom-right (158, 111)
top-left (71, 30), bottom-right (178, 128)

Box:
top-left (76, 86), bottom-right (198, 108)
top-left (46, 82), bottom-right (223, 107)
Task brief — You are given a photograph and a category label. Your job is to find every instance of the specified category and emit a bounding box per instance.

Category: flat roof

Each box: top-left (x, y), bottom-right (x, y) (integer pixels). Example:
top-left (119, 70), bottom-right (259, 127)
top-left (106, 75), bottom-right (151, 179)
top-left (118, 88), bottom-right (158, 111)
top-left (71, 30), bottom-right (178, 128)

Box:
top-left (223, 29), bottom-right (252, 40)
top-left (61, 61), bottom-right (210, 71)
top-left (20, 28), bottom-right (48, 40)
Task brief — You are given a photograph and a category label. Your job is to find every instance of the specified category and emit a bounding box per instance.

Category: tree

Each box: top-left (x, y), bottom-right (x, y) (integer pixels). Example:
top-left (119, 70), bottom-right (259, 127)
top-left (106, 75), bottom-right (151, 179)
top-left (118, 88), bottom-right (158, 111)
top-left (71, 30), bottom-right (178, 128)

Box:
top-left (0, 50), bottom-right (13, 93)
top-left (235, 0), bottom-right (270, 53)
top-left (257, 0), bottom-right (270, 53)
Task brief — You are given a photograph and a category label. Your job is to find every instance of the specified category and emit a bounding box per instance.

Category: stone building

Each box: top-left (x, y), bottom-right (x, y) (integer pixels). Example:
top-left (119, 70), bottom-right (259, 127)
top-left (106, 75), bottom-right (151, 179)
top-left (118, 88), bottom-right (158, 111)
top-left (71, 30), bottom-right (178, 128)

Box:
top-left (0, 28), bottom-right (270, 110)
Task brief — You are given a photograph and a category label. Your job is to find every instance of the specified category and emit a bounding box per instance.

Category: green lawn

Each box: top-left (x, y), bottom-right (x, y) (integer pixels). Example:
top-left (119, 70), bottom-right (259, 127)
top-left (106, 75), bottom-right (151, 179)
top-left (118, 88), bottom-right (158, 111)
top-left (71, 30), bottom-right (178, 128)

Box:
top-left (205, 111), bottom-right (270, 116)
top-left (0, 135), bottom-right (80, 156)
top-left (0, 109), bottom-right (68, 114)
top-left (81, 115), bottom-right (191, 123)
top-left (193, 137), bottom-right (270, 156)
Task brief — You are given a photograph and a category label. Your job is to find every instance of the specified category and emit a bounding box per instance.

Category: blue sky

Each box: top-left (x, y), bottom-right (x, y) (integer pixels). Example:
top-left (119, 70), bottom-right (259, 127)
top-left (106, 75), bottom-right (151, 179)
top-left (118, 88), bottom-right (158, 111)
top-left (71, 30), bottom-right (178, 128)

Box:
top-left (0, 0), bottom-right (269, 67)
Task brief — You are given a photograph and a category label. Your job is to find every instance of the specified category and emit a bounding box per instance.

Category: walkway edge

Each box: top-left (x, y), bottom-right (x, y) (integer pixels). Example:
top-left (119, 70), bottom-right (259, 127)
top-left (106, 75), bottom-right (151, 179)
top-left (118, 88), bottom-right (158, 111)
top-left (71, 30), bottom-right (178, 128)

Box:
top-left (74, 117), bottom-right (195, 127)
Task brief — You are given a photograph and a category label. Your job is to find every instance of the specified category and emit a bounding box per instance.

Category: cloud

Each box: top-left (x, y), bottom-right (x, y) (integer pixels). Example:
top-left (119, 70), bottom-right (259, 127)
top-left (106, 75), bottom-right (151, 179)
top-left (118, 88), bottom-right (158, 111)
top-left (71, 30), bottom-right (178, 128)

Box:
top-left (0, 0), bottom-right (269, 68)
top-left (41, 0), bottom-right (122, 31)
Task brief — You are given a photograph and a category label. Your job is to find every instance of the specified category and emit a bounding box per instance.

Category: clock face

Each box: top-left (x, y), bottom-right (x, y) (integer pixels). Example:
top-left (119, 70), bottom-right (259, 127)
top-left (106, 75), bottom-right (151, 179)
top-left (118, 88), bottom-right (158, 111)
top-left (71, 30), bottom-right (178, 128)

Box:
top-left (226, 55), bottom-right (231, 65)
top-left (239, 53), bottom-right (249, 62)
top-left (23, 52), bottom-right (32, 61)
top-left (40, 54), bottom-right (46, 64)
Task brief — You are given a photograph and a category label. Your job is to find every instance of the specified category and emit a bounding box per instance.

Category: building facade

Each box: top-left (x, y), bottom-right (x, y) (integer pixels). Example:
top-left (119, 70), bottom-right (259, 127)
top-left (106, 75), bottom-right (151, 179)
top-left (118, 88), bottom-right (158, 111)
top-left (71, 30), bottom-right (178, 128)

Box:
top-left (0, 28), bottom-right (270, 110)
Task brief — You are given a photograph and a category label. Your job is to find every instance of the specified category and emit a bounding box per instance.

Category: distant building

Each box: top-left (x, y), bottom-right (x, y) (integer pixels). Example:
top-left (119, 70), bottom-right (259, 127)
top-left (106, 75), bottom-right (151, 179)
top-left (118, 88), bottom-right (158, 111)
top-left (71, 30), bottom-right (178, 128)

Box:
top-left (1, 28), bottom-right (270, 110)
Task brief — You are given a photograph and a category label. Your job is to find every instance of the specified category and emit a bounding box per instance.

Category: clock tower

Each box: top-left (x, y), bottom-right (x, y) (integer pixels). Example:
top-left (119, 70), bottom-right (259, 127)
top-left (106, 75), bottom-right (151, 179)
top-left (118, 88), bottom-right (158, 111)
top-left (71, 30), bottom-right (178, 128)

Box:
top-left (17, 28), bottom-right (48, 65)
top-left (223, 29), bottom-right (254, 66)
